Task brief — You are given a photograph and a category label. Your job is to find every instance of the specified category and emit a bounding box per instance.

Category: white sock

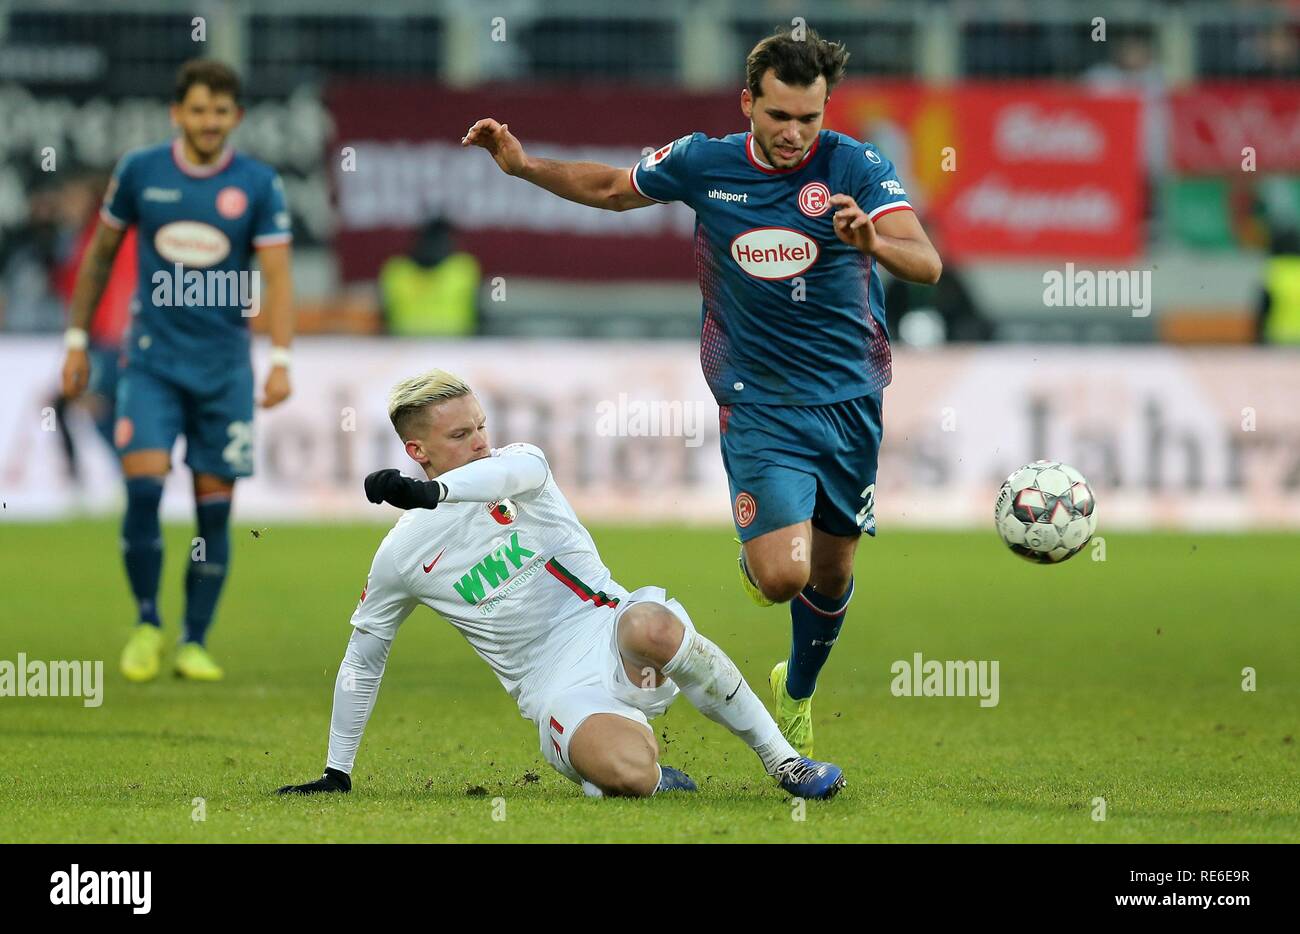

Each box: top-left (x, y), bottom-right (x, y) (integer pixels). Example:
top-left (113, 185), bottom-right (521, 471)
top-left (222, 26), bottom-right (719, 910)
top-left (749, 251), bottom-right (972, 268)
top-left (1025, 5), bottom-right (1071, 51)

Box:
top-left (661, 627), bottom-right (798, 774)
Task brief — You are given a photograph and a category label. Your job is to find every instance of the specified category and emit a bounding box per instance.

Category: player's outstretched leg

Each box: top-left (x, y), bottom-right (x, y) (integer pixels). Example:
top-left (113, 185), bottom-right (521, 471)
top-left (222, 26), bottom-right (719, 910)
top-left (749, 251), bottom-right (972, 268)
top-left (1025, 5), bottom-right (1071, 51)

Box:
top-left (738, 523), bottom-right (818, 755)
top-left (743, 525), bottom-right (857, 757)
top-left (119, 455), bottom-right (168, 683)
top-left (773, 577), bottom-right (853, 757)
top-left (621, 602), bottom-right (845, 799)
top-left (176, 474), bottom-right (233, 681)
top-left (779, 529), bottom-right (858, 754)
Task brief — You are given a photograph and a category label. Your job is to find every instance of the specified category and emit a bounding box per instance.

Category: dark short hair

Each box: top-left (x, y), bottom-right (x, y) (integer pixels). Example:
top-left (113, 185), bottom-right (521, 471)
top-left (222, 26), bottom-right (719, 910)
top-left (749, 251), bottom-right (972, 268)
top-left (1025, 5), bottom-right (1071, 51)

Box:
top-left (746, 26), bottom-right (849, 100)
top-left (174, 59), bottom-right (241, 105)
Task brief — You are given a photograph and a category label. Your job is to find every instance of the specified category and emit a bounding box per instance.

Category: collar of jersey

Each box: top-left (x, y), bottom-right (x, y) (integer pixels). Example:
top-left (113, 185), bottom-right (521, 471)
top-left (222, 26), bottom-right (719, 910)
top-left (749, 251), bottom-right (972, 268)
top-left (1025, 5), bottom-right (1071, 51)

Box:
top-left (171, 138), bottom-right (235, 178)
top-left (745, 132), bottom-right (819, 175)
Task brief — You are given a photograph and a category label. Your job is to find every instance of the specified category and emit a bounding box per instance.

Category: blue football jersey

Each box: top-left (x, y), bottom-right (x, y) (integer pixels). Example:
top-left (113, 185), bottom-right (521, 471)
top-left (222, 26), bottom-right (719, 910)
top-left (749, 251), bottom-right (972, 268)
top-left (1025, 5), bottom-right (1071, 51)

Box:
top-left (631, 130), bottom-right (912, 406)
top-left (101, 139), bottom-right (291, 389)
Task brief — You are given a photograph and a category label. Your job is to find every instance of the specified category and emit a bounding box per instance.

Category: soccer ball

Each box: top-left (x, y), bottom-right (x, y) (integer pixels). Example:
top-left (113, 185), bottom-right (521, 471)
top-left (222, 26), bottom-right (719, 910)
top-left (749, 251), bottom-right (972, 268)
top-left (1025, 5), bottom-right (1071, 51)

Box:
top-left (994, 461), bottom-right (1097, 563)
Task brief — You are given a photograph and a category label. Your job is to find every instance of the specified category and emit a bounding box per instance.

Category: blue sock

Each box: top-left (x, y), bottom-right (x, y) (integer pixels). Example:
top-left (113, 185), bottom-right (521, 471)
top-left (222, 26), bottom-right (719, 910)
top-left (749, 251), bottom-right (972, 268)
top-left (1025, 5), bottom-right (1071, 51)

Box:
top-left (122, 477), bottom-right (165, 626)
top-left (183, 493), bottom-right (232, 646)
top-left (786, 578), bottom-right (853, 700)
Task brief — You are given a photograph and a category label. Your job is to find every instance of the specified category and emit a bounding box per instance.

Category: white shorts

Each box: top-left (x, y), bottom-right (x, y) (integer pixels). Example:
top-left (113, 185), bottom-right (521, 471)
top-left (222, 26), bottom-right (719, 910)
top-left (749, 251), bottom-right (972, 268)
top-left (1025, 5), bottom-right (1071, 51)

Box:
top-left (535, 585), bottom-right (695, 786)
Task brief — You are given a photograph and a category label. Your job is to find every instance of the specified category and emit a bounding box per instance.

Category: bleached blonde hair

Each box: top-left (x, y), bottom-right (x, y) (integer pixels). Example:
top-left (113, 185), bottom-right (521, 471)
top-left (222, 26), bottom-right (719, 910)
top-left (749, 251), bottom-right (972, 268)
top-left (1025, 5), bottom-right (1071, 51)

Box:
top-left (387, 368), bottom-right (473, 439)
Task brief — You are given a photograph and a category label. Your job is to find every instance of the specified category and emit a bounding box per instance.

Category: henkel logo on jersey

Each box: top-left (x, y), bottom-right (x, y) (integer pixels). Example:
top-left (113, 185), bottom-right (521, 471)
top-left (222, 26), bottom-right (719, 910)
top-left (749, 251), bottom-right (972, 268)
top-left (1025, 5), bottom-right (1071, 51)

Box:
top-left (154, 221), bottom-right (231, 268)
top-left (730, 227), bottom-right (819, 280)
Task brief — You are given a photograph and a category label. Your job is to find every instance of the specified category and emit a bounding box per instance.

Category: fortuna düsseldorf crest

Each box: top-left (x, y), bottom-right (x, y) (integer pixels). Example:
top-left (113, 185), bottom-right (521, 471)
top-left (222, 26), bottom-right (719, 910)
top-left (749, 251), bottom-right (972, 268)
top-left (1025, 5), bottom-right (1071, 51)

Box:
top-left (798, 181), bottom-right (831, 217)
top-left (734, 491), bottom-right (756, 528)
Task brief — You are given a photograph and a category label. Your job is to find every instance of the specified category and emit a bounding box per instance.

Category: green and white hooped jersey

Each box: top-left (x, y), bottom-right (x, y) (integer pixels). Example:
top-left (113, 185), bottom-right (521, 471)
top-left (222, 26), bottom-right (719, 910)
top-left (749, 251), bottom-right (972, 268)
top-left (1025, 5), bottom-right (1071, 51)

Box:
top-left (349, 444), bottom-right (629, 721)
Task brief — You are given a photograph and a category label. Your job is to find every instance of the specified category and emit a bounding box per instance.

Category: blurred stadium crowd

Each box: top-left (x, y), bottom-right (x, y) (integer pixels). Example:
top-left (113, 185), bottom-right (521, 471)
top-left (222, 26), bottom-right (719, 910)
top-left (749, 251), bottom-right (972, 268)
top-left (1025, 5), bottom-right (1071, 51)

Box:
top-left (1, 0), bottom-right (1298, 348)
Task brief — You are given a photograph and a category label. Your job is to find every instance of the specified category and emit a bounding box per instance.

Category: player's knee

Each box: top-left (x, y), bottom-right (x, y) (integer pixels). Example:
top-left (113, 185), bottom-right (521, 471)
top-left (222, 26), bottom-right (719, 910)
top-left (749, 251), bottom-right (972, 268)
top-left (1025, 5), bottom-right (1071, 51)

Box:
top-left (121, 450), bottom-right (169, 479)
top-left (194, 473), bottom-right (236, 498)
top-left (600, 742), bottom-right (659, 798)
top-left (756, 564), bottom-right (809, 603)
top-left (618, 603), bottom-right (684, 665)
top-left (810, 566), bottom-right (853, 600)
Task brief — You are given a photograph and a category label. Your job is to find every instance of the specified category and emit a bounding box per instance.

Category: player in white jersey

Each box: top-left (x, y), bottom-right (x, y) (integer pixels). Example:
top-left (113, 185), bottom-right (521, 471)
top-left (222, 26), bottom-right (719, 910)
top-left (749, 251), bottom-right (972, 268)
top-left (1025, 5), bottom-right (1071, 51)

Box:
top-left (276, 369), bottom-right (846, 799)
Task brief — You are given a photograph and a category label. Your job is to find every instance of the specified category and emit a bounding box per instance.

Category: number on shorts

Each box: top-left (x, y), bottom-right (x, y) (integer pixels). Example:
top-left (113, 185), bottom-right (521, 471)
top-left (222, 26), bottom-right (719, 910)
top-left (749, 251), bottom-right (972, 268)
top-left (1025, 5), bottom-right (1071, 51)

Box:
top-left (222, 421), bottom-right (253, 473)
top-left (855, 484), bottom-right (876, 530)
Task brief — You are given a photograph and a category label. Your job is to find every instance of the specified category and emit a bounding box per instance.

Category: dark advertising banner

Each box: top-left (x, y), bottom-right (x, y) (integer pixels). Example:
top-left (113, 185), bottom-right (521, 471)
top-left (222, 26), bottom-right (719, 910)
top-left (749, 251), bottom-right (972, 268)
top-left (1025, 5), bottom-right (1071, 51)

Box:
top-left (327, 82), bottom-right (741, 282)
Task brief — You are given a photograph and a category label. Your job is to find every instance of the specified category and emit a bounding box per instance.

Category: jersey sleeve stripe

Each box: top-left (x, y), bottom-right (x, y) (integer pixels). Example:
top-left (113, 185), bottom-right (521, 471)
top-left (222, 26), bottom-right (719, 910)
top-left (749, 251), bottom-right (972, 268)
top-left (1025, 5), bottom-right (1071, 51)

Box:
top-left (252, 232), bottom-right (293, 247)
top-left (99, 206), bottom-right (127, 230)
top-left (868, 201), bottom-right (913, 221)
top-left (628, 164), bottom-right (668, 204)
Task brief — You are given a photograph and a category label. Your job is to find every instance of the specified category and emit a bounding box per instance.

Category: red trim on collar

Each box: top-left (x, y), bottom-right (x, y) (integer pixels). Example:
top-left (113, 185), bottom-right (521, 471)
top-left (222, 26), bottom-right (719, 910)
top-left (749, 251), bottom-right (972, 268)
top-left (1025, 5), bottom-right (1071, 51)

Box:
top-left (745, 133), bottom-right (819, 175)
top-left (171, 138), bottom-right (234, 178)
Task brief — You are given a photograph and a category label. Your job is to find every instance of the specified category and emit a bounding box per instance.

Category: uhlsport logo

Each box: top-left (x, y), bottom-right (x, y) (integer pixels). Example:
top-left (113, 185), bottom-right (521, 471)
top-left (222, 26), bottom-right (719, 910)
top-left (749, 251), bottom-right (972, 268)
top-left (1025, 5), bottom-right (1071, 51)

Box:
top-left (730, 227), bottom-right (818, 280)
top-left (798, 181), bottom-right (831, 217)
top-left (50, 864), bottom-right (151, 914)
top-left (734, 491), bottom-right (757, 528)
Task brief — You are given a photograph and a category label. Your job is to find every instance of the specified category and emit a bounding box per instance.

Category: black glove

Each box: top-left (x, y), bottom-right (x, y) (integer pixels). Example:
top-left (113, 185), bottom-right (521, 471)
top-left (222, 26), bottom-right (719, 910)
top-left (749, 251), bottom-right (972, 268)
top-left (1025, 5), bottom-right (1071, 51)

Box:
top-left (364, 468), bottom-right (445, 510)
top-left (276, 767), bottom-right (352, 795)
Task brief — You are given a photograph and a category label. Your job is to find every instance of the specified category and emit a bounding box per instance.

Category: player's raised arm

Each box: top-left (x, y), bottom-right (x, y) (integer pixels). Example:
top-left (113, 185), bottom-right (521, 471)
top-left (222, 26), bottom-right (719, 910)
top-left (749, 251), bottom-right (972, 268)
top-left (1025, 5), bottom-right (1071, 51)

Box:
top-left (461, 118), bottom-right (654, 212)
top-left (365, 445), bottom-right (548, 510)
top-left (61, 219), bottom-right (126, 400)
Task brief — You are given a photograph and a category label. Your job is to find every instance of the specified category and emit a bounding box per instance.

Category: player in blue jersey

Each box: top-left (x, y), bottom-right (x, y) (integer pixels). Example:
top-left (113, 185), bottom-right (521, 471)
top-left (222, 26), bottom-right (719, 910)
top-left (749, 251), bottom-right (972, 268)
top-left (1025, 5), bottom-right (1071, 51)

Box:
top-left (463, 28), bottom-right (941, 755)
top-left (60, 60), bottom-right (295, 683)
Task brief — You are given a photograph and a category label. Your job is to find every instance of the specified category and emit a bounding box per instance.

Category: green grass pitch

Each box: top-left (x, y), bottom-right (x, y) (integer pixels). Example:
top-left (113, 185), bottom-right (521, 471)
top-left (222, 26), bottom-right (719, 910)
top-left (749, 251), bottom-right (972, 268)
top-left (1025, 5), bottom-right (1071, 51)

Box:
top-left (1, 520), bottom-right (1297, 843)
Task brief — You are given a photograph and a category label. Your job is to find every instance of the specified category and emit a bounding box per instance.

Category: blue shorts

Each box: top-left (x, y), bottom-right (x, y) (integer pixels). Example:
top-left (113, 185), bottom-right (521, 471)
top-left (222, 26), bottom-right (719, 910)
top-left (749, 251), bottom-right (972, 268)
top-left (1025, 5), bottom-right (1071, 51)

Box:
top-left (720, 393), bottom-right (883, 542)
top-left (114, 363), bottom-right (255, 479)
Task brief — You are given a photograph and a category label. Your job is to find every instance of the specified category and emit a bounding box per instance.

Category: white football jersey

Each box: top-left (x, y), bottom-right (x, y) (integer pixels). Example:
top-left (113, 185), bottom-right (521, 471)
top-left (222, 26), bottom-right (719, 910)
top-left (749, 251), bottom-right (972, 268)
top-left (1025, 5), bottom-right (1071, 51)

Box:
top-left (349, 443), bottom-right (629, 721)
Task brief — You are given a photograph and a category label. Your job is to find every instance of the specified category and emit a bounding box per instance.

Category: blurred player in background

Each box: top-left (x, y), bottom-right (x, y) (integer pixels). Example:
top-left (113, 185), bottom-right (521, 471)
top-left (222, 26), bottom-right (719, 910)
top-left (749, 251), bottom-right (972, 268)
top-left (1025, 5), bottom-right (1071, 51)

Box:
top-left (59, 59), bottom-right (295, 683)
top-left (463, 28), bottom-right (941, 755)
top-left (276, 369), bottom-right (845, 800)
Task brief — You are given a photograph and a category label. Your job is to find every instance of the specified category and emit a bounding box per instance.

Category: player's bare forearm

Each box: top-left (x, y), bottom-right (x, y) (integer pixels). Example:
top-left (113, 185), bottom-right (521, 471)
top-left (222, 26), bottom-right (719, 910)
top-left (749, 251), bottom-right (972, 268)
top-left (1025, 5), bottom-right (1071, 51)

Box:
top-left (68, 221), bottom-right (126, 330)
top-left (868, 234), bottom-right (943, 285)
top-left (461, 117), bottom-right (651, 212)
top-left (61, 221), bottom-right (124, 399)
top-left (830, 195), bottom-right (942, 285)
top-left (519, 157), bottom-right (648, 212)
top-left (256, 244), bottom-right (294, 349)
top-left (256, 243), bottom-right (294, 407)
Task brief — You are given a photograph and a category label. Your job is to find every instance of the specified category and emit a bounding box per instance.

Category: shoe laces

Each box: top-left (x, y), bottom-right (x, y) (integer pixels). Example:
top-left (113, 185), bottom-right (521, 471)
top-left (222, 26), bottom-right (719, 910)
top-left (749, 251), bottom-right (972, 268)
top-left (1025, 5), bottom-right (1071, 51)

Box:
top-left (776, 757), bottom-right (823, 784)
